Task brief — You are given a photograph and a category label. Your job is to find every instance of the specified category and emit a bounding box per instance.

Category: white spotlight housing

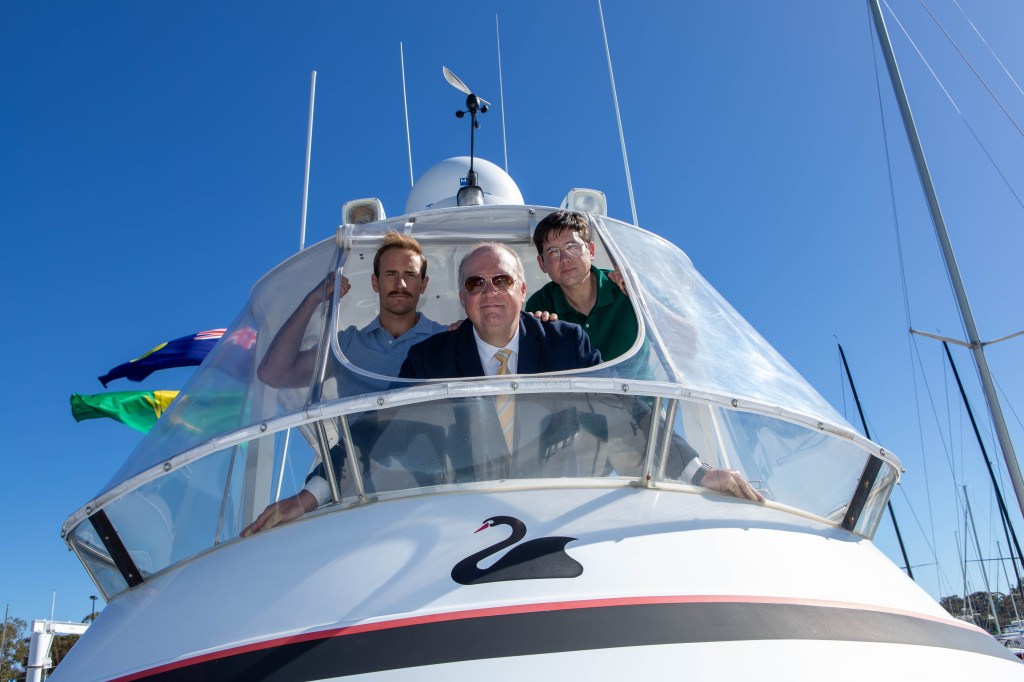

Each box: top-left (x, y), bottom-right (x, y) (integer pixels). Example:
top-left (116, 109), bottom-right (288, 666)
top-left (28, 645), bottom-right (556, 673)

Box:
top-left (559, 188), bottom-right (607, 216)
top-left (342, 198), bottom-right (386, 225)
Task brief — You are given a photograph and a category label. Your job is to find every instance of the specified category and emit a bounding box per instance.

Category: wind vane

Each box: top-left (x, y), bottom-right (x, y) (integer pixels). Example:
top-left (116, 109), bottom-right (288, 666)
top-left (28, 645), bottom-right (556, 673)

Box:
top-left (443, 66), bottom-right (489, 205)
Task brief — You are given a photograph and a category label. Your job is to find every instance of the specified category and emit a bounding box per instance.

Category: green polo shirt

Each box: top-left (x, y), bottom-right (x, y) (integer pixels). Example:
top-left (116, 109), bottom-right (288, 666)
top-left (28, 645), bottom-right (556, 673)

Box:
top-left (526, 266), bottom-right (638, 361)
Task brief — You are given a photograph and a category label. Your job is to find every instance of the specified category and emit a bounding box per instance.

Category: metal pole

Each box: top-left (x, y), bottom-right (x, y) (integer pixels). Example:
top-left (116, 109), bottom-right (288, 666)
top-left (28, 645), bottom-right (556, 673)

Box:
top-left (997, 541), bottom-right (1021, 624)
top-left (400, 44), bottom-right (414, 188)
top-left (495, 15), bottom-right (509, 173)
top-left (838, 344), bottom-right (914, 579)
top-left (956, 529), bottom-right (970, 620)
top-left (1, 603), bottom-right (9, 682)
top-left (299, 70), bottom-right (316, 251)
top-left (596, 0), bottom-right (638, 226)
top-left (965, 485), bottom-right (1001, 634)
top-left (867, 0), bottom-right (1024, 518)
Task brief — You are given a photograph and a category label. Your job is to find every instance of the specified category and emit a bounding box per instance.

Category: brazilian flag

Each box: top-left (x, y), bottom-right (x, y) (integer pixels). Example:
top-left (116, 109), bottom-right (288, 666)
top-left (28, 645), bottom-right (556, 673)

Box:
top-left (70, 390), bottom-right (179, 433)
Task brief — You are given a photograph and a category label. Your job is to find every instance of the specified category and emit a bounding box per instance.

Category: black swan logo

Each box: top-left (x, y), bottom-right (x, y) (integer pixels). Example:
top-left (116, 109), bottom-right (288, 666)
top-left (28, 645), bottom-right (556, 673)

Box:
top-left (450, 515), bottom-right (584, 585)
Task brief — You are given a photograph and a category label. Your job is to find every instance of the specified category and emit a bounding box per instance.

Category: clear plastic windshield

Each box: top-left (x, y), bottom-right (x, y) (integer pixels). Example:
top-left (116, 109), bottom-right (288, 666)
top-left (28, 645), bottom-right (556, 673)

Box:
top-left (66, 205), bottom-right (900, 600)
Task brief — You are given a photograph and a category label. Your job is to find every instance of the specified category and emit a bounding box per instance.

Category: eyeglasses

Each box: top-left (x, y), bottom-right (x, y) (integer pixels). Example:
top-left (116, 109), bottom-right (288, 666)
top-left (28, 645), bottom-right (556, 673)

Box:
top-left (463, 274), bottom-right (517, 295)
top-left (542, 241), bottom-right (585, 261)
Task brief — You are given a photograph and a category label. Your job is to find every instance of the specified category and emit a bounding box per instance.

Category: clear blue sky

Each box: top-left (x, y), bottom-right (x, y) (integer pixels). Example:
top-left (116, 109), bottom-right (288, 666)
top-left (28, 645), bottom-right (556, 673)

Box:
top-left (2, 1), bottom-right (1023, 623)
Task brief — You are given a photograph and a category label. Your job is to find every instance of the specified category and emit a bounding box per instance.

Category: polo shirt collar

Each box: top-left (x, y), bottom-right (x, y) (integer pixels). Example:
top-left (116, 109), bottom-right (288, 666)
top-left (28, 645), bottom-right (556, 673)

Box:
top-left (364, 313), bottom-right (429, 339)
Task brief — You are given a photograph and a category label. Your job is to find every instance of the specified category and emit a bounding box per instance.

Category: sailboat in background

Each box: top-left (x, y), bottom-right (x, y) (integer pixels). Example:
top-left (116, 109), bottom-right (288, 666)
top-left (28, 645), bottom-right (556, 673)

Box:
top-left (863, 0), bottom-right (1024, 627)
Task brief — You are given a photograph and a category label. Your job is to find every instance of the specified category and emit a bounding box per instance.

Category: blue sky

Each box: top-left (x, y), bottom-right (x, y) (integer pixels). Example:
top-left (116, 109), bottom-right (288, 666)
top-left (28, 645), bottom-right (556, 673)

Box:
top-left (2, 1), bottom-right (1023, 623)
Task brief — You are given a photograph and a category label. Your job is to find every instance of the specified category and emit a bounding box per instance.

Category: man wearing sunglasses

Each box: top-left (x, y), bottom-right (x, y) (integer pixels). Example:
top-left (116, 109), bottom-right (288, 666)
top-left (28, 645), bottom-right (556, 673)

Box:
top-left (400, 242), bottom-right (601, 380)
top-left (526, 210), bottom-right (636, 362)
top-left (399, 243), bottom-right (764, 503)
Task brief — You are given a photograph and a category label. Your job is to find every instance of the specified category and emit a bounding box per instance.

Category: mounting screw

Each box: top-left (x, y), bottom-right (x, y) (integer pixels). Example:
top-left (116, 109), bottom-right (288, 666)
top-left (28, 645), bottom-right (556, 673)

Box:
top-left (731, 398), bottom-right (738, 407)
top-left (377, 397), bottom-right (385, 406)
top-left (621, 384), bottom-right (629, 392)
top-left (163, 462), bottom-right (172, 472)
top-left (511, 382), bottom-right (519, 390)
top-left (259, 422), bottom-right (268, 432)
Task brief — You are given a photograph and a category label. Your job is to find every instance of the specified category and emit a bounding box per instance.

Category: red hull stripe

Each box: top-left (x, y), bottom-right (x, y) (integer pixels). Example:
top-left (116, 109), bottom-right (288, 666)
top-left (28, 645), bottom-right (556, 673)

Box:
top-left (112, 595), bottom-right (1014, 681)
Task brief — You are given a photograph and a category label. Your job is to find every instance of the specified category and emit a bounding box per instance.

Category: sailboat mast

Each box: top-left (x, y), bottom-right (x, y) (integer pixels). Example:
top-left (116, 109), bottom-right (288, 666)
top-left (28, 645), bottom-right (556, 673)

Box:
top-left (867, 0), bottom-right (1024, 518)
top-left (965, 486), bottom-right (1002, 634)
top-left (838, 344), bottom-right (914, 580)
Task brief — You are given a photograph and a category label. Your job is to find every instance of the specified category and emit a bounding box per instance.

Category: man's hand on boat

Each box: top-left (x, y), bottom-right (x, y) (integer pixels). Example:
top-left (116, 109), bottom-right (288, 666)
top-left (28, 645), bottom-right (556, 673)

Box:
top-left (241, 489), bottom-right (319, 536)
top-left (701, 468), bottom-right (765, 503)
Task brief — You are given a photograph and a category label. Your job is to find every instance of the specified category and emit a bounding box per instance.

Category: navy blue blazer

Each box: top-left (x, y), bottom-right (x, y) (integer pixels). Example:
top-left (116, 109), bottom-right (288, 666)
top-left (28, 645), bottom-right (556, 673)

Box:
top-left (399, 313), bottom-right (602, 379)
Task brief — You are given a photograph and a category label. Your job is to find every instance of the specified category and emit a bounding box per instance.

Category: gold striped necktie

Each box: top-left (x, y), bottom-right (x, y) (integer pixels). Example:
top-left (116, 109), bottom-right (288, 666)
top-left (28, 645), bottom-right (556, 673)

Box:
top-left (494, 349), bottom-right (515, 452)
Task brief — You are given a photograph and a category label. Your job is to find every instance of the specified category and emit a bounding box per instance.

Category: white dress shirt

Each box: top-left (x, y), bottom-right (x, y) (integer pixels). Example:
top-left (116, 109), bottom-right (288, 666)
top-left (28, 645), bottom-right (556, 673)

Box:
top-left (472, 328), bottom-right (521, 375)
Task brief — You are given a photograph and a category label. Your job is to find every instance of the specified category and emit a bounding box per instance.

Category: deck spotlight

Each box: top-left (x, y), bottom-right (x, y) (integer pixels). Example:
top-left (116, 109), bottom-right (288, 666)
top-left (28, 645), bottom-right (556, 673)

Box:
top-left (559, 188), bottom-right (607, 217)
top-left (342, 198), bottom-right (386, 225)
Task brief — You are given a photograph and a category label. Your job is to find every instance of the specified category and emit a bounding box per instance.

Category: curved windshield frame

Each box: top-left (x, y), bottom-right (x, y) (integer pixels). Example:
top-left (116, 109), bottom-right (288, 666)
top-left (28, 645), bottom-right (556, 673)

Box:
top-left (66, 379), bottom-right (899, 601)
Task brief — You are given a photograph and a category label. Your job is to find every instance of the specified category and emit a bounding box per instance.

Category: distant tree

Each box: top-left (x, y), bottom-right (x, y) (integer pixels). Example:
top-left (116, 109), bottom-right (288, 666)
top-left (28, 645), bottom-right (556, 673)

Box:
top-left (940, 587), bottom-right (1024, 634)
top-left (48, 633), bottom-right (81, 670)
top-left (939, 594), bottom-right (968, 619)
top-left (0, 616), bottom-right (28, 681)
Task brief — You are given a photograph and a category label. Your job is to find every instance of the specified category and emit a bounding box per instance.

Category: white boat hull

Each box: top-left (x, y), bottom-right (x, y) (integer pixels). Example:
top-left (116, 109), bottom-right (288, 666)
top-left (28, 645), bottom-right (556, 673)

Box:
top-left (52, 486), bottom-right (1020, 680)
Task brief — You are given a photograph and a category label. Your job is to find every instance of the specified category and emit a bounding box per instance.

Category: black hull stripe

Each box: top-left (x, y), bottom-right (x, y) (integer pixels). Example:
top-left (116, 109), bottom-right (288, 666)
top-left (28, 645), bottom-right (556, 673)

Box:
top-left (118, 598), bottom-right (1018, 680)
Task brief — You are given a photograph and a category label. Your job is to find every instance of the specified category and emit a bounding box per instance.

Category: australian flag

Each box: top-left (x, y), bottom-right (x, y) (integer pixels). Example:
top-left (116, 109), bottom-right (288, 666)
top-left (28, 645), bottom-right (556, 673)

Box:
top-left (98, 329), bottom-right (226, 387)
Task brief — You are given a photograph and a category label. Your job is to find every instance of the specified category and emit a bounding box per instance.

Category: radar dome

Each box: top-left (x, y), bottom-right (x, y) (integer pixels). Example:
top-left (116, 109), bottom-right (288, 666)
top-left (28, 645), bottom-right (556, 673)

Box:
top-left (405, 157), bottom-right (524, 213)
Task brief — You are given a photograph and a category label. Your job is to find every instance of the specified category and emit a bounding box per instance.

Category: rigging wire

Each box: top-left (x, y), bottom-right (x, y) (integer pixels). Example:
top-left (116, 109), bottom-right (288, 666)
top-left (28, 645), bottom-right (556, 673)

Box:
top-left (952, 0), bottom-right (1024, 100)
top-left (898, 485), bottom-right (957, 596)
top-left (882, 0), bottom-right (1024, 212)
top-left (917, 0), bottom-right (1024, 138)
top-left (995, 375), bottom-right (1024, 434)
top-left (864, 6), bottom-right (949, 591)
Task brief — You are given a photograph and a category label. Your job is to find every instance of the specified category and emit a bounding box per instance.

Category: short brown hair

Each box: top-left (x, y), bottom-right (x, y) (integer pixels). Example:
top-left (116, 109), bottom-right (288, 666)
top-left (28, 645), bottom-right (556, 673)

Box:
top-left (532, 210), bottom-right (591, 254)
top-left (373, 231), bottom-right (427, 278)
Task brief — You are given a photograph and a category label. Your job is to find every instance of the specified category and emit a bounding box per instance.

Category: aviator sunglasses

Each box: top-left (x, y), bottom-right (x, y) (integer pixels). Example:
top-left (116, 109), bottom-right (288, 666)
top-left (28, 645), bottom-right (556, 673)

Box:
top-left (463, 274), bottom-right (517, 295)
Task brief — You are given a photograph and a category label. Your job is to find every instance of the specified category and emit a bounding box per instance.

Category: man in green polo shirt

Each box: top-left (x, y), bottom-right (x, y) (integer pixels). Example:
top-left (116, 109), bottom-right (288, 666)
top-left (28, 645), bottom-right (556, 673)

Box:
top-left (526, 210), bottom-right (637, 361)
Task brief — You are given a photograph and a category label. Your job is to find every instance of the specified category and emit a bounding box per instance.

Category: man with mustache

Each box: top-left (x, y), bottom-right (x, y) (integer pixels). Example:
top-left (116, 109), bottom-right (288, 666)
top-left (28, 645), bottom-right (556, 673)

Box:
top-left (244, 231), bottom-right (446, 535)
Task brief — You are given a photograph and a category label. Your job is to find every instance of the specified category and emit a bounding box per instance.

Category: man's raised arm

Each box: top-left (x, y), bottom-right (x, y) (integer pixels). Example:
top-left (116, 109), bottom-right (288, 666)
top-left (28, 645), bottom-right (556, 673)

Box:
top-left (257, 275), bottom-right (350, 388)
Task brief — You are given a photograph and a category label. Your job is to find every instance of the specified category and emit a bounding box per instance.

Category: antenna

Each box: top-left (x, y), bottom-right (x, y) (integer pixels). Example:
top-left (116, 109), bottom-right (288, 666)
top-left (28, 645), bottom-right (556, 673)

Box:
top-left (597, 0), bottom-right (638, 226)
top-left (299, 70), bottom-right (316, 251)
top-left (443, 66), bottom-right (490, 205)
top-left (401, 43), bottom-right (414, 188)
top-left (496, 15), bottom-right (509, 173)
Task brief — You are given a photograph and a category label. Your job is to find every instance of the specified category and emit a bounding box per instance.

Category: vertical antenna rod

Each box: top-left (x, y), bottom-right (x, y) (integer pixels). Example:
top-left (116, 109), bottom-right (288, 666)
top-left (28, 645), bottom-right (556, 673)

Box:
top-left (401, 43), bottom-right (414, 188)
top-left (597, 0), bottom-right (638, 226)
top-left (496, 15), bottom-right (509, 173)
top-left (299, 70), bottom-right (317, 251)
top-left (838, 343), bottom-right (914, 580)
top-left (868, 0), bottom-right (1024, 518)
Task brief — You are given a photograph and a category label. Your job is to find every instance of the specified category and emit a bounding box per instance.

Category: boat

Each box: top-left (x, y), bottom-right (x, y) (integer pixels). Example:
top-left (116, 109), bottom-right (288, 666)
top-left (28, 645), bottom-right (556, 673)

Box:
top-left (48, 11), bottom-right (1023, 682)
